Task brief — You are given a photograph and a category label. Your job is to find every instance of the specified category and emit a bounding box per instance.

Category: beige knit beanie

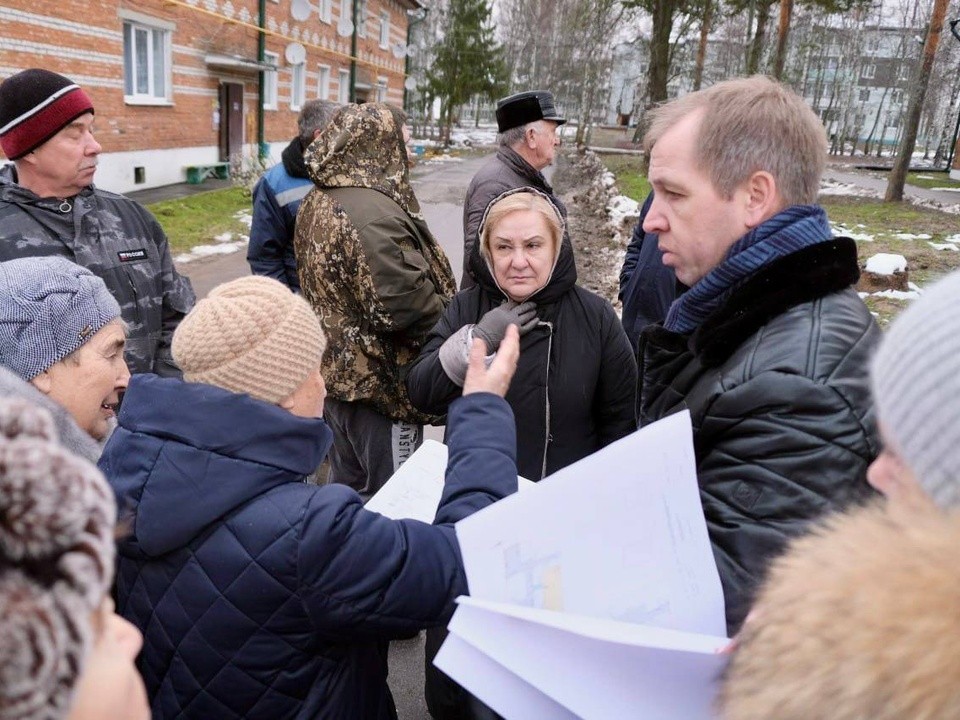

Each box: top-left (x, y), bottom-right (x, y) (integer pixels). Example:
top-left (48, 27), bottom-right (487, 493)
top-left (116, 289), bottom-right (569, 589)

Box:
top-left (172, 276), bottom-right (326, 404)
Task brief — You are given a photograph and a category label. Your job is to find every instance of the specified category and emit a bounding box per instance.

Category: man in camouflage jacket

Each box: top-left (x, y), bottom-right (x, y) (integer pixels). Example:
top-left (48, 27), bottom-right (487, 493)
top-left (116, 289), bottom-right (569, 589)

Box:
top-left (295, 103), bottom-right (456, 497)
top-left (0, 69), bottom-right (195, 377)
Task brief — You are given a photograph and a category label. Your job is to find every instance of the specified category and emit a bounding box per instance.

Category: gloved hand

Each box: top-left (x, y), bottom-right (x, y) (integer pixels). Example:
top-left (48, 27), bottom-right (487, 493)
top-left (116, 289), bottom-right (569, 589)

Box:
top-left (473, 300), bottom-right (538, 353)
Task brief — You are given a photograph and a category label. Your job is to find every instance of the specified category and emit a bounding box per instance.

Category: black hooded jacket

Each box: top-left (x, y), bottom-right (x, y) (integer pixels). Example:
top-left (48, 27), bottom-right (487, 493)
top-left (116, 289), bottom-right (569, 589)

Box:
top-left (407, 191), bottom-right (637, 480)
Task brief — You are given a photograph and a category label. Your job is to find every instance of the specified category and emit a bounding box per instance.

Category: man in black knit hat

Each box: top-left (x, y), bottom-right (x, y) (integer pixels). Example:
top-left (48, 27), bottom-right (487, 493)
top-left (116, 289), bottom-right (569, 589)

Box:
top-left (0, 68), bottom-right (195, 377)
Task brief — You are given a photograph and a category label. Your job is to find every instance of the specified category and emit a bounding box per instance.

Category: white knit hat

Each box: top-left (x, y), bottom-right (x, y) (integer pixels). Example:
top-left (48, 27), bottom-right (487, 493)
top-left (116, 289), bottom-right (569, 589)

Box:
top-left (871, 270), bottom-right (960, 508)
top-left (172, 276), bottom-right (326, 404)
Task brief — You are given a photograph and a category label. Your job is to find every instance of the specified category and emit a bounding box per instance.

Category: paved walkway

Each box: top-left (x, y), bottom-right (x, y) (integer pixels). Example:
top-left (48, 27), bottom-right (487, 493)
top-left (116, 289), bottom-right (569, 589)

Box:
top-left (823, 165), bottom-right (960, 207)
top-left (127, 178), bottom-right (233, 205)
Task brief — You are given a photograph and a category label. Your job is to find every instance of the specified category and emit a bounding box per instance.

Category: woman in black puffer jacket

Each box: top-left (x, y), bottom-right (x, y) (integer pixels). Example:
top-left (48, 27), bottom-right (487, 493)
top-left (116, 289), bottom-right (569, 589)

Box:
top-left (407, 187), bottom-right (637, 481)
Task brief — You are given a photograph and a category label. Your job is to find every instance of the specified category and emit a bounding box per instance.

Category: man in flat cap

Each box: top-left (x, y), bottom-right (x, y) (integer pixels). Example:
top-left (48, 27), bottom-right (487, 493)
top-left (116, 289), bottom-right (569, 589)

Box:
top-left (460, 90), bottom-right (573, 289)
top-left (0, 68), bottom-right (195, 376)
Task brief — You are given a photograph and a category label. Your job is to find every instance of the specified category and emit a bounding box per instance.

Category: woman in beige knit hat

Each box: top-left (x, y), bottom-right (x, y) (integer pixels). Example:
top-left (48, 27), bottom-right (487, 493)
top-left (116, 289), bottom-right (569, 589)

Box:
top-left (98, 275), bottom-right (522, 719)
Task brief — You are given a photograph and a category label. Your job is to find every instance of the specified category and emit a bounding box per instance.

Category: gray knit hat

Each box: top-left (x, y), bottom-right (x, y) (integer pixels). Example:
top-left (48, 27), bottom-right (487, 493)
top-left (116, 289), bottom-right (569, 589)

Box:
top-left (172, 275), bottom-right (326, 404)
top-left (0, 397), bottom-right (117, 719)
top-left (0, 257), bottom-right (121, 381)
top-left (871, 270), bottom-right (960, 508)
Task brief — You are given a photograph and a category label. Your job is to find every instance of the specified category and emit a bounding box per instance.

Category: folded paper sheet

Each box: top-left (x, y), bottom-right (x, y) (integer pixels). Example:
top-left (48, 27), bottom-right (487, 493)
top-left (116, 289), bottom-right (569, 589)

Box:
top-left (365, 439), bottom-right (534, 523)
top-left (438, 410), bottom-right (729, 718)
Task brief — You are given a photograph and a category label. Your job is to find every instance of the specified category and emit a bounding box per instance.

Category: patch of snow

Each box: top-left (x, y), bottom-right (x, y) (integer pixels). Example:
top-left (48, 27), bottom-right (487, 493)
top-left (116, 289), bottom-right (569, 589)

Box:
top-left (234, 210), bottom-right (253, 227)
top-left (601, 171), bottom-right (616, 188)
top-left (908, 282), bottom-right (922, 292)
top-left (422, 154), bottom-right (464, 164)
top-left (447, 125), bottom-right (499, 148)
top-left (864, 253), bottom-right (907, 275)
top-left (832, 223), bottom-right (875, 242)
top-left (928, 241), bottom-right (959, 251)
top-left (916, 174), bottom-right (936, 180)
top-left (819, 179), bottom-right (881, 199)
top-left (893, 232), bottom-right (931, 240)
top-left (213, 232), bottom-right (233, 243)
top-left (945, 233), bottom-right (960, 244)
top-left (932, 187), bottom-right (960, 193)
top-left (607, 194), bottom-right (640, 227)
top-left (857, 291), bottom-right (870, 299)
top-left (191, 242), bottom-right (246, 257)
top-left (872, 289), bottom-right (921, 301)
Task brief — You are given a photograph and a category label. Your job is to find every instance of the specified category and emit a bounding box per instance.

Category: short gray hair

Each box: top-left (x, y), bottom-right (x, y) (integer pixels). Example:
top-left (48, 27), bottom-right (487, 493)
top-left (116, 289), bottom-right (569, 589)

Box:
top-left (298, 100), bottom-right (341, 144)
top-left (499, 122), bottom-right (532, 148)
top-left (643, 75), bottom-right (826, 206)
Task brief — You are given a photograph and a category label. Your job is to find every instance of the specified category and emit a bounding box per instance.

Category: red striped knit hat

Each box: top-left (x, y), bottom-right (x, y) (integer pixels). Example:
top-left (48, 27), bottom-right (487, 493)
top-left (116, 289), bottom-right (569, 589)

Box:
top-left (0, 69), bottom-right (94, 160)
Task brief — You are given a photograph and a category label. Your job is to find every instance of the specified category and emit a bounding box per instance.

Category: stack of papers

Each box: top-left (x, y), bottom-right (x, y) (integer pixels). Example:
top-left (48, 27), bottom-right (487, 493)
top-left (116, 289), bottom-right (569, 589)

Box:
top-left (435, 411), bottom-right (730, 719)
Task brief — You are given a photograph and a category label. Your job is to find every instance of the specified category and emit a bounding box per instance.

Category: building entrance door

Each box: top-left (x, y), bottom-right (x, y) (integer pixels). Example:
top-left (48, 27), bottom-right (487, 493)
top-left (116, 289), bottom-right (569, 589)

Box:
top-left (219, 82), bottom-right (244, 161)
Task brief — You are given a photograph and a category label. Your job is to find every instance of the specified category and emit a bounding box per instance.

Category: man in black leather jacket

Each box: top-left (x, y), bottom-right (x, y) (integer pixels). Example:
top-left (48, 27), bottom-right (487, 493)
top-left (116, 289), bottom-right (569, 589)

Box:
top-left (638, 76), bottom-right (880, 635)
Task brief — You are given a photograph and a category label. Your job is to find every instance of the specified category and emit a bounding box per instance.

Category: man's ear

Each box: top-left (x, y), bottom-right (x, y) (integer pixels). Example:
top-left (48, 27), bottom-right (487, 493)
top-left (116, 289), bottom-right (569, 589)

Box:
top-left (278, 394), bottom-right (295, 411)
top-left (743, 171), bottom-right (780, 228)
top-left (30, 370), bottom-right (52, 394)
top-left (525, 126), bottom-right (538, 149)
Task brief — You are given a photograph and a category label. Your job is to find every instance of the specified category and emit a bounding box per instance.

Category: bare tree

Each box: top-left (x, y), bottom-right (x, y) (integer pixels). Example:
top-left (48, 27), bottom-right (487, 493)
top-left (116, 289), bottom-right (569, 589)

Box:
top-left (886, 0), bottom-right (949, 201)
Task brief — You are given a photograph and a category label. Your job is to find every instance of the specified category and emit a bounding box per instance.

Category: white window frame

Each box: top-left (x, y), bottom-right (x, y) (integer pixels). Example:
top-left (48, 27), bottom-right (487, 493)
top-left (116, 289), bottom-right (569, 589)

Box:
top-left (898, 63), bottom-right (911, 81)
top-left (291, 62), bottom-right (307, 110)
top-left (319, 0), bottom-right (332, 23)
top-left (892, 89), bottom-right (904, 104)
top-left (379, 10), bottom-right (390, 49)
top-left (317, 64), bottom-right (331, 100)
top-left (338, 68), bottom-right (351, 104)
top-left (861, 64), bottom-right (876, 80)
top-left (121, 15), bottom-right (173, 105)
top-left (263, 51), bottom-right (279, 110)
top-left (339, 0), bottom-right (351, 23)
top-left (376, 77), bottom-right (388, 103)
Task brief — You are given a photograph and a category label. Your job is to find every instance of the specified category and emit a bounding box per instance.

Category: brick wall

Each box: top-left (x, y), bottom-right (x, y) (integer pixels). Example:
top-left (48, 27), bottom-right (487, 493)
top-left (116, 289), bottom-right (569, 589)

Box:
top-left (0, 0), bottom-right (413, 163)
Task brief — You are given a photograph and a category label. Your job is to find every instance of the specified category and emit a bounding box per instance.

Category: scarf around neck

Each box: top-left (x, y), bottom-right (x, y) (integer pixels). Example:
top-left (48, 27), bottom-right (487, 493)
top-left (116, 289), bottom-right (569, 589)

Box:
top-left (664, 205), bottom-right (834, 335)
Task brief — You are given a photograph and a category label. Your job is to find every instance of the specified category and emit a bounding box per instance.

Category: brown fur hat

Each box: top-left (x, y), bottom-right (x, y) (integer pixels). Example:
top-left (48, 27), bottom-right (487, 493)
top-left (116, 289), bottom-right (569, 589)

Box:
top-left (719, 501), bottom-right (960, 720)
top-left (0, 398), bottom-right (116, 719)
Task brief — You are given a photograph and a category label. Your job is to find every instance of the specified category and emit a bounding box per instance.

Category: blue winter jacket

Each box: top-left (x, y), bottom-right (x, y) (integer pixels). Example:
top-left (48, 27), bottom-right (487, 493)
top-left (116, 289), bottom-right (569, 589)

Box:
top-left (247, 138), bottom-right (313, 291)
top-left (100, 374), bottom-right (517, 720)
top-left (618, 190), bottom-right (681, 350)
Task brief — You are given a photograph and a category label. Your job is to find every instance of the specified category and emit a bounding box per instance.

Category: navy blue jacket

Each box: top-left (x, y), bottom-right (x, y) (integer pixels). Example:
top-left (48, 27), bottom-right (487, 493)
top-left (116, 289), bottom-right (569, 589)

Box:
top-left (247, 138), bottom-right (313, 291)
top-left (618, 191), bottom-right (680, 350)
top-left (100, 374), bottom-right (517, 720)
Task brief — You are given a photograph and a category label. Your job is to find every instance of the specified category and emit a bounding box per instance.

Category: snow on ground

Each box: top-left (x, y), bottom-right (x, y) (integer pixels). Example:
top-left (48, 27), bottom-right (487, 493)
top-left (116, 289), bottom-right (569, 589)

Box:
top-left (608, 194), bottom-right (640, 228)
top-left (174, 210), bottom-right (251, 264)
top-left (420, 153), bottom-right (464, 165)
top-left (819, 180), bottom-right (881, 199)
top-left (831, 223), bottom-right (876, 242)
top-left (893, 232), bottom-right (932, 240)
top-left (864, 253), bottom-right (907, 275)
top-left (872, 288), bottom-right (922, 300)
top-left (928, 241), bottom-right (960, 251)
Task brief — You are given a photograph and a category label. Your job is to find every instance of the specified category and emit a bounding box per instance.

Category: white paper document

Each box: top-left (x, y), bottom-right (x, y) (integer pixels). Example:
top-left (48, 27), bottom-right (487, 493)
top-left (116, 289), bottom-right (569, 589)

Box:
top-left (438, 410), bottom-right (728, 718)
top-left (365, 439), bottom-right (534, 523)
top-left (436, 597), bottom-right (728, 720)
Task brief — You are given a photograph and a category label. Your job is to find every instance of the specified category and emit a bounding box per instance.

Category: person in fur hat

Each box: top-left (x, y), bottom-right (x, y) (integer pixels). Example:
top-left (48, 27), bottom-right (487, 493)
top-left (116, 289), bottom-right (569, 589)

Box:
top-left (718, 501), bottom-right (960, 719)
top-left (100, 274), bottom-right (523, 720)
top-left (0, 396), bottom-right (148, 720)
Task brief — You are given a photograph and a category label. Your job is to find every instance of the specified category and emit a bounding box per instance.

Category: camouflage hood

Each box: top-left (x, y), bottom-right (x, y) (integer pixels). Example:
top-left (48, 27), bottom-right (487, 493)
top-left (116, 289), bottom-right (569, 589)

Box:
top-left (304, 103), bottom-right (422, 219)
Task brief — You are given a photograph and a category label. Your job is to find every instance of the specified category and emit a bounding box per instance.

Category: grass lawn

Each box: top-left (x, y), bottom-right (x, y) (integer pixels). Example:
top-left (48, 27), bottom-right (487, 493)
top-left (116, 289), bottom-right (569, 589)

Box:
top-left (598, 154), bottom-right (650, 202)
top-left (906, 171), bottom-right (960, 190)
top-left (602, 157), bottom-right (960, 326)
top-left (147, 187), bottom-right (251, 255)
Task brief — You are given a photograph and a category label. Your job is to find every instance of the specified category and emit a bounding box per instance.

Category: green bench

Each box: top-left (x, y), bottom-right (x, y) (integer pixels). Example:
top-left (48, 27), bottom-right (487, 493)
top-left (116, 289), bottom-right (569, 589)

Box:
top-left (185, 162), bottom-right (230, 184)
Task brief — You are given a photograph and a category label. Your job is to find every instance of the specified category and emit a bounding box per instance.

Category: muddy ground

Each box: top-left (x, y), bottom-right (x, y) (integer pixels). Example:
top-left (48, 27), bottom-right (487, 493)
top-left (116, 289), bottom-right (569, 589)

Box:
top-left (552, 149), bottom-right (638, 310)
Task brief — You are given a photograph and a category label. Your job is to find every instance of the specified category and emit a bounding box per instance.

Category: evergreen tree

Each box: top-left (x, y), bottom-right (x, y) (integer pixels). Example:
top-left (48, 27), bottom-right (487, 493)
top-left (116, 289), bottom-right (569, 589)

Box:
top-left (426, 0), bottom-right (508, 144)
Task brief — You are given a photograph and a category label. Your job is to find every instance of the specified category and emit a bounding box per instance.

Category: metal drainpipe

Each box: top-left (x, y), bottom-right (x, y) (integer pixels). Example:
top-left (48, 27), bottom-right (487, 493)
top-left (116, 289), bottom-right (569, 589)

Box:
top-left (257, 0), bottom-right (267, 159)
top-left (349, 0), bottom-right (358, 102)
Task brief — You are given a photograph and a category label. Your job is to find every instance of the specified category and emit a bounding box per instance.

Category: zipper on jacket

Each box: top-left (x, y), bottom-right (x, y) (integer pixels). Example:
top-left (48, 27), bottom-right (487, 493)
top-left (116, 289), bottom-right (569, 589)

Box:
top-left (126, 272), bottom-right (143, 326)
top-left (540, 320), bottom-right (554, 480)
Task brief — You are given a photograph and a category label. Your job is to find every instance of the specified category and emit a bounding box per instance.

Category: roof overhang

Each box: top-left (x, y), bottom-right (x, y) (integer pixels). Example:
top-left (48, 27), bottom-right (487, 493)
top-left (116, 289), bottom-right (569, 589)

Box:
top-left (205, 54), bottom-right (279, 74)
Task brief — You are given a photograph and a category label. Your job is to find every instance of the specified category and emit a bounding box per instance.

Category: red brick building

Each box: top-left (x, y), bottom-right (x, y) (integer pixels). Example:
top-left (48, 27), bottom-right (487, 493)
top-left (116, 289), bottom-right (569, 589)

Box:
top-left (0, 0), bottom-right (420, 193)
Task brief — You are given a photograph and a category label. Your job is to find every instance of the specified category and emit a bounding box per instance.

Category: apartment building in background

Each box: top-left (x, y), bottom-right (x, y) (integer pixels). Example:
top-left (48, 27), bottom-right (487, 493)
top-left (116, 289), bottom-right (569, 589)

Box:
top-left (0, 0), bottom-right (421, 193)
